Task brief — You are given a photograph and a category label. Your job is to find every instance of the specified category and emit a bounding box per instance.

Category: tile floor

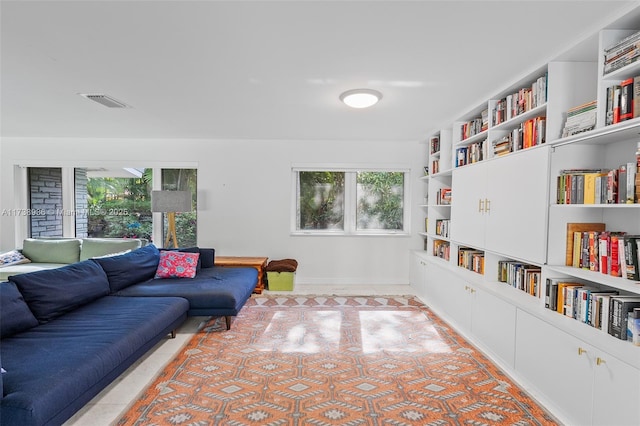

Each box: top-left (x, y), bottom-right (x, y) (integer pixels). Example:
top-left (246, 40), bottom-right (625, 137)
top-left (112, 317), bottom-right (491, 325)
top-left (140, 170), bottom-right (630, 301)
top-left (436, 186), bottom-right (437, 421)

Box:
top-left (63, 284), bottom-right (414, 425)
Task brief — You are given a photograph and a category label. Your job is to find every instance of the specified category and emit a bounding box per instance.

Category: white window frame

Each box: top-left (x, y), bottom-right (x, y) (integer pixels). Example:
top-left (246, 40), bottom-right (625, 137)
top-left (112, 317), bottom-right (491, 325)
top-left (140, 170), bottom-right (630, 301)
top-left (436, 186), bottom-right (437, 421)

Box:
top-left (291, 164), bottom-right (411, 236)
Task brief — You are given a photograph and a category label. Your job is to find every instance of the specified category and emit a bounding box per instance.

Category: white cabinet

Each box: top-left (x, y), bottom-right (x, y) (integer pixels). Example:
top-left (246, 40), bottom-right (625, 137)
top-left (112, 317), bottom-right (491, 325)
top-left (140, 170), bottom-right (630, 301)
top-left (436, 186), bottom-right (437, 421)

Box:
top-left (471, 288), bottom-right (516, 368)
top-left (422, 260), bottom-right (517, 368)
top-left (451, 147), bottom-right (549, 264)
top-left (409, 251), bottom-right (429, 301)
top-left (450, 162), bottom-right (486, 248)
top-left (515, 309), bottom-right (640, 426)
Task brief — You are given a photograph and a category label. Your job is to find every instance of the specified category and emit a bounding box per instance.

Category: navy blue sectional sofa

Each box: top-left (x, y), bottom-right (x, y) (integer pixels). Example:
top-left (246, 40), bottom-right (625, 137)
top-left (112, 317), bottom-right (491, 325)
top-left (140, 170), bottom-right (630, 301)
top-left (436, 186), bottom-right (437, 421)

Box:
top-left (0, 244), bottom-right (258, 426)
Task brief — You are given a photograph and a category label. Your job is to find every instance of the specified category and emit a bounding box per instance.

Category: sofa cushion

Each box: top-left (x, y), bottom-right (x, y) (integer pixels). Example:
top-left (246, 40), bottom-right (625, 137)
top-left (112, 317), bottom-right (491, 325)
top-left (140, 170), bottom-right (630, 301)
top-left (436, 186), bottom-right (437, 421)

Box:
top-left (21, 238), bottom-right (81, 264)
top-left (199, 248), bottom-right (215, 268)
top-left (0, 281), bottom-right (39, 338)
top-left (9, 260), bottom-right (110, 324)
top-left (93, 244), bottom-right (160, 292)
top-left (0, 250), bottom-right (31, 268)
top-left (155, 251), bottom-right (199, 279)
top-left (0, 295), bottom-right (189, 426)
top-left (80, 238), bottom-right (143, 261)
top-left (116, 266), bottom-right (258, 316)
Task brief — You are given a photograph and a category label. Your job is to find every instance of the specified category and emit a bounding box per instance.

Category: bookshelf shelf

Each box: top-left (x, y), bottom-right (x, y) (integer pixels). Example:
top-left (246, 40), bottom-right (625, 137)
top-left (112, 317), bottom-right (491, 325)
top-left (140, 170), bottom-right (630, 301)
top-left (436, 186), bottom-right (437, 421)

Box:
top-left (412, 5), bottom-right (640, 425)
top-left (546, 265), bottom-right (640, 293)
top-left (551, 203), bottom-right (640, 208)
top-left (455, 130), bottom-right (487, 147)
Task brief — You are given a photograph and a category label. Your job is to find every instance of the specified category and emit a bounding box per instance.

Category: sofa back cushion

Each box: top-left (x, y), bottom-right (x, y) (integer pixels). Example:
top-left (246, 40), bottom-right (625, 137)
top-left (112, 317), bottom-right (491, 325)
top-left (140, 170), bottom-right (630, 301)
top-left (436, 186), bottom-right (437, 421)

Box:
top-left (93, 244), bottom-right (160, 292)
top-left (0, 281), bottom-right (39, 337)
top-left (80, 238), bottom-right (143, 261)
top-left (21, 238), bottom-right (81, 264)
top-left (9, 260), bottom-right (110, 324)
top-left (199, 248), bottom-right (215, 268)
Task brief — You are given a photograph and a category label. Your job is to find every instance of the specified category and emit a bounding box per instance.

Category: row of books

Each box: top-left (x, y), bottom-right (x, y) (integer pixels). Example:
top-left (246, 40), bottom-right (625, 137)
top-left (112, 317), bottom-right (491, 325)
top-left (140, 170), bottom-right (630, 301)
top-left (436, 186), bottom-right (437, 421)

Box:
top-left (604, 29), bottom-right (640, 75)
top-left (460, 114), bottom-right (487, 141)
top-left (491, 117), bottom-right (546, 157)
top-left (568, 229), bottom-right (640, 281)
top-left (433, 240), bottom-right (450, 261)
top-left (497, 260), bottom-right (541, 297)
top-left (545, 278), bottom-right (640, 342)
top-left (429, 136), bottom-right (440, 155)
top-left (435, 219), bottom-right (450, 238)
top-left (431, 159), bottom-right (440, 175)
top-left (561, 100), bottom-right (596, 137)
top-left (436, 187), bottom-right (451, 205)
top-left (491, 74), bottom-right (548, 126)
top-left (458, 247), bottom-right (484, 274)
top-left (455, 139), bottom-right (485, 167)
top-left (557, 165), bottom-right (638, 205)
top-left (605, 77), bottom-right (640, 126)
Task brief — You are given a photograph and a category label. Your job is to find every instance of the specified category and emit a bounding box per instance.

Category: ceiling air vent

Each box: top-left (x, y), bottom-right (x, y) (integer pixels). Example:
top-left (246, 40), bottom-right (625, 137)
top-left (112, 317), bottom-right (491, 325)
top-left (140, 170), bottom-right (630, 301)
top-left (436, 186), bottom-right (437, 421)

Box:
top-left (79, 93), bottom-right (131, 108)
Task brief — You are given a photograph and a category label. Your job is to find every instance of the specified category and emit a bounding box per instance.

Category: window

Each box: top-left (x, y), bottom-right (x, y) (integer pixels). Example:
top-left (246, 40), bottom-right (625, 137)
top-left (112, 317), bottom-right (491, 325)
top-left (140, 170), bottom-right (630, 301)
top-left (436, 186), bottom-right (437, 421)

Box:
top-left (161, 169), bottom-right (197, 247)
top-left (26, 167), bottom-right (197, 248)
top-left (294, 168), bottom-right (408, 235)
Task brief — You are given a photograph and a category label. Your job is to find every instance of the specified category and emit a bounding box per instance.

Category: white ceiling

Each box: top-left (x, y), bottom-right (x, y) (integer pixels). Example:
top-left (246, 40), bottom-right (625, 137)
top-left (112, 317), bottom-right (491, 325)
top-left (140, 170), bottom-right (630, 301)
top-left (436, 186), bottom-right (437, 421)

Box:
top-left (1, 0), bottom-right (639, 142)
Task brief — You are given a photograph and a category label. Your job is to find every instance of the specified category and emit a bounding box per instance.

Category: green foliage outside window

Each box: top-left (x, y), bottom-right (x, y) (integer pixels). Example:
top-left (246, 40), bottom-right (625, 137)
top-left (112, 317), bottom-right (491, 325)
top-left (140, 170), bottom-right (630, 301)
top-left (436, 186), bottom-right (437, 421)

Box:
top-left (86, 168), bottom-right (198, 247)
top-left (299, 171), bottom-right (345, 230)
top-left (356, 172), bottom-right (404, 230)
top-left (86, 175), bottom-right (153, 240)
top-left (297, 170), bottom-right (405, 233)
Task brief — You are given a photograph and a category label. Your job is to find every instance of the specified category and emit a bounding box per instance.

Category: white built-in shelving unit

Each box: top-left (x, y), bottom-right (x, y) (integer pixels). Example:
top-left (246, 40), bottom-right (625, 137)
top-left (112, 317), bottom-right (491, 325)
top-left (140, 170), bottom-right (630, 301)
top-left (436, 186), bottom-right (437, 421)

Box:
top-left (411, 5), bottom-right (640, 425)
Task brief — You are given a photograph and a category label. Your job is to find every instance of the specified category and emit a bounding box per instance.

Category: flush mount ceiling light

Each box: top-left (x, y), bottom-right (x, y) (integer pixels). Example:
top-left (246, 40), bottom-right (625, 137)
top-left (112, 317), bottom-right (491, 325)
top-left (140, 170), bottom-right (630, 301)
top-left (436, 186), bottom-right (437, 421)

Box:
top-left (339, 88), bottom-right (382, 108)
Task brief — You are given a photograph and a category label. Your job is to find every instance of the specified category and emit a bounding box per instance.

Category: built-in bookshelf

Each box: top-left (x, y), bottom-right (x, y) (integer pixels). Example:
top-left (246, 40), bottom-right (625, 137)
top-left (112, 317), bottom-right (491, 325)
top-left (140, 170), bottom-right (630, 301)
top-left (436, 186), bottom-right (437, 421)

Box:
top-left (412, 6), bottom-right (640, 425)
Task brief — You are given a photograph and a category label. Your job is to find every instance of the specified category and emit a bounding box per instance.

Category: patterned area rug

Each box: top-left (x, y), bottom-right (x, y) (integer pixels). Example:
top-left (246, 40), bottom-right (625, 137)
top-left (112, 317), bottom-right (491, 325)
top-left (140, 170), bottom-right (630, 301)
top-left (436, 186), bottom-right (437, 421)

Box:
top-left (118, 296), bottom-right (558, 425)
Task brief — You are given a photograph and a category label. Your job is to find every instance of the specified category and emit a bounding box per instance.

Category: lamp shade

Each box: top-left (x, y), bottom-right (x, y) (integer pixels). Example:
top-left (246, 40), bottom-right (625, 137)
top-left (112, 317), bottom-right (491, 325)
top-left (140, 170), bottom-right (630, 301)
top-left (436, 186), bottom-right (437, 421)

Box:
top-left (151, 191), bottom-right (192, 213)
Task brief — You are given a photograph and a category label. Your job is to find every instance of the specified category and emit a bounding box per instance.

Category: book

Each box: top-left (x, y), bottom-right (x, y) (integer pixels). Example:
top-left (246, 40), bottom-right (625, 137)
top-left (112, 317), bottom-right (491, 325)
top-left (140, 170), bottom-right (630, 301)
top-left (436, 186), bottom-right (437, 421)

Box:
top-left (612, 85), bottom-right (622, 124)
top-left (565, 223), bottom-right (605, 266)
top-left (624, 235), bottom-right (640, 280)
top-left (623, 161), bottom-right (636, 203)
top-left (634, 76), bottom-right (640, 119)
top-left (610, 232), bottom-right (627, 277)
top-left (598, 232), bottom-right (610, 274)
top-left (606, 169), bottom-right (618, 204)
top-left (545, 278), bottom-right (563, 311)
top-left (620, 77), bottom-right (634, 121)
top-left (618, 164), bottom-right (627, 203)
top-left (608, 296), bottom-right (640, 340)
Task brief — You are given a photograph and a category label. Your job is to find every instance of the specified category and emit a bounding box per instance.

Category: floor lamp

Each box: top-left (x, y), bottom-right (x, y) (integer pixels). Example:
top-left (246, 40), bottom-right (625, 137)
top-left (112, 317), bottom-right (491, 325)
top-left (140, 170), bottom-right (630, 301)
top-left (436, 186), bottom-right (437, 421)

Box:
top-left (151, 190), bottom-right (192, 248)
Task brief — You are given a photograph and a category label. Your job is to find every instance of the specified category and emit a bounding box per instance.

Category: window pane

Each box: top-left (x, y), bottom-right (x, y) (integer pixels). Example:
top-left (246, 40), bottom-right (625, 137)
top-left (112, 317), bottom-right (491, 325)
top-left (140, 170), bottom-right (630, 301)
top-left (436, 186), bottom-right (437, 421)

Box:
top-left (161, 169), bottom-right (197, 247)
top-left (297, 171), bottom-right (345, 230)
top-left (356, 171), bottom-right (404, 230)
top-left (86, 171), bottom-right (153, 240)
top-left (29, 167), bottom-right (63, 237)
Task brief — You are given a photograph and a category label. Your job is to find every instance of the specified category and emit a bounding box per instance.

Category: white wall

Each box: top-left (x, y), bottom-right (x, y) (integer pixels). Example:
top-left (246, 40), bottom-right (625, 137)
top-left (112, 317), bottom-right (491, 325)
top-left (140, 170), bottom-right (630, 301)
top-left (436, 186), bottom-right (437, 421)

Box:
top-left (0, 137), bottom-right (425, 287)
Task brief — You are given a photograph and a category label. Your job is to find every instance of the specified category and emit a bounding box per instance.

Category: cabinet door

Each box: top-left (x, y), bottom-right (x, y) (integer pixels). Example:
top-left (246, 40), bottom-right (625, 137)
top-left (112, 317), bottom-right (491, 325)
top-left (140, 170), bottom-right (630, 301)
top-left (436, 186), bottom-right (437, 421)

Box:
top-left (450, 163), bottom-right (486, 248)
top-left (514, 310), bottom-right (592, 426)
top-left (591, 353), bottom-right (640, 426)
top-left (471, 289), bottom-right (516, 368)
top-left (410, 253), bottom-right (429, 301)
top-left (484, 147), bottom-right (549, 264)
top-left (426, 265), bottom-right (472, 334)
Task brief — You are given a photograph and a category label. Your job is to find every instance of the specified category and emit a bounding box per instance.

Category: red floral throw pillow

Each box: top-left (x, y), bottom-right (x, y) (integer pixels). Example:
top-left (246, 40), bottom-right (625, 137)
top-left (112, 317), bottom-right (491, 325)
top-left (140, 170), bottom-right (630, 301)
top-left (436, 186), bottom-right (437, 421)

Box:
top-left (154, 251), bottom-right (200, 279)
